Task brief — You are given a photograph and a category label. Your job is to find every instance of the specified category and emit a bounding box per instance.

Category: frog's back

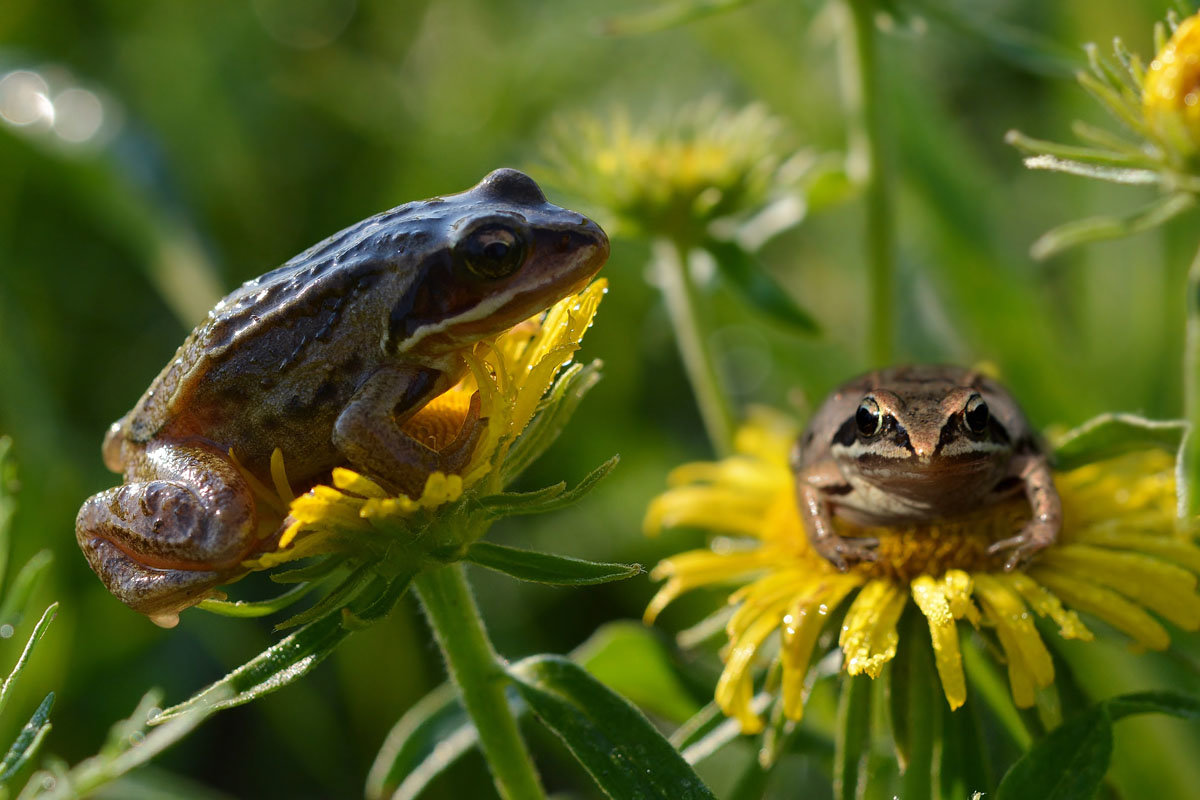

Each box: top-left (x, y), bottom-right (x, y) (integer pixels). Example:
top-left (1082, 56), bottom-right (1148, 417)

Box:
top-left (122, 202), bottom-right (435, 447)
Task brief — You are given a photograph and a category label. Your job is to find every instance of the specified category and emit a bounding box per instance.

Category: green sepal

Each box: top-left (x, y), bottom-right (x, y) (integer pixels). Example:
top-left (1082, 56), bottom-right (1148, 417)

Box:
top-left (486, 456), bottom-right (619, 519)
top-left (500, 360), bottom-right (603, 485)
top-left (704, 239), bottom-right (820, 335)
top-left (996, 691), bottom-right (1200, 800)
top-left (196, 582), bottom-right (316, 618)
top-left (1052, 413), bottom-right (1186, 470)
top-left (508, 654), bottom-right (717, 799)
top-left (273, 560), bottom-right (376, 630)
top-left (464, 541), bottom-right (640, 586)
top-left (1030, 193), bottom-right (1196, 259)
top-left (268, 554), bottom-right (347, 584)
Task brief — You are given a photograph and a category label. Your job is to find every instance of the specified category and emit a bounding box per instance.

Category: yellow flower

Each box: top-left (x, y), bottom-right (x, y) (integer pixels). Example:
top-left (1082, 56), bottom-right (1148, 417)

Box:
top-left (1144, 12), bottom-right (1200, 157)
top-left (540, 100), bottom-right (791, 243)
top-left (644, 411), bottom-right (1200, 733)
top-left (242, 279), bottom-right (607, 571)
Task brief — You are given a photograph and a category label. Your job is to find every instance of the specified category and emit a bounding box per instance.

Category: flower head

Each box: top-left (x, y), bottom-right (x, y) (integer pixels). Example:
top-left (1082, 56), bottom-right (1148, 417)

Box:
top-left (241, 279), bottom-right (608, 573)
top-left (540, 100), bottom-right (793, 244)
top-left (1144, 12), bottom-right (1200, 157)
top-left (644, 412), bottom-right (1200, 733)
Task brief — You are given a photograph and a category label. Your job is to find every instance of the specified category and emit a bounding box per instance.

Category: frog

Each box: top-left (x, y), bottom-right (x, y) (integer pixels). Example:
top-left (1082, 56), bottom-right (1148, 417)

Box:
top-left (76, 168), bottom-right (609, 625)
top-left (791, 365), bottom-right (1060, 571)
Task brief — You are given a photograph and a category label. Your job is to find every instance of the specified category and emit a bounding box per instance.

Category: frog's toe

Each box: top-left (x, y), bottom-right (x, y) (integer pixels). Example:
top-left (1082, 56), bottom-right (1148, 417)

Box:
top-left (440, 393), bottom-right (485, 475)
top-left (813, 534), bottom-right (878, 571)
top-left (988, 521), bottom-right (1056, 571)
top-left (77, 535), bottom-right (224, 623)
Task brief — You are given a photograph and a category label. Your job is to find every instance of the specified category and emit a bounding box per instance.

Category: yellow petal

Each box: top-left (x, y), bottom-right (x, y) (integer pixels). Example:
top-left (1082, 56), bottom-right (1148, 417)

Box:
top-left (1003, 571), bottom-right (1093, 641)
top-left (644, 487), bottom-right (774, 537)
top-left (840, 580), bottom-right (907, 678)
top-left (1031, 568), bottom-right (1170, 650)
top-left (331, 468), bottom-right (389, 499)
top-left (941, 569), bottom-right (980, 625)
top-left (973, 573), bottom-right (1055, 708)
top-left (911, 575), bottom-right (966, 709)
top-left (715, 603), bottom-right (783, 733)
top-left (270, 448), bottom-right (295, 504)
top-left (1070, 529), bottom-right (1200, 574)
top-left (781, 575), bottom-right (861, 719)
top-left (1037, 545), bottom-right (1200, 630)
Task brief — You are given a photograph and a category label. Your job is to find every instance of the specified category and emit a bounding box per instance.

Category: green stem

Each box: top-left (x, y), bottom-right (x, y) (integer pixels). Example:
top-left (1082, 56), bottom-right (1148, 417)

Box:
top-left (1182, 242), bottom-right (1200, 524)
top-left (655, 238), bottom-right (737, 456)
top-left (844, 0), bottom-right (896, 366)
top-left (414, 564), bottom-right (545, 800)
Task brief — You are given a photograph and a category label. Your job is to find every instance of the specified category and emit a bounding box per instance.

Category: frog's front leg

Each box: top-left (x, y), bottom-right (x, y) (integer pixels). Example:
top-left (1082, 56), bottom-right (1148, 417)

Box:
top-left (794, 459), bottom-right (879, 570)
top-left (75, 442), bottom-right (257, 625)
top-left (333, 364), bottom-right (484, 497)
top-left (987, 454), bottom-right (1061, 570)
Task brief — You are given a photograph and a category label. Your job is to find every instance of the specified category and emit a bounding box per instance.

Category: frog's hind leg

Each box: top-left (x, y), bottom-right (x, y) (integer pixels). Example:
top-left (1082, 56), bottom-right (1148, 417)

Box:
top-left (75, 443), bottom-right (257, 624)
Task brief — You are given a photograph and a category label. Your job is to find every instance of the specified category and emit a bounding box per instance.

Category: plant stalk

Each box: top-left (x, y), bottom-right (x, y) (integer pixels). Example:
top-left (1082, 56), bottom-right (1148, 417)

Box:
top-left (414, 564), bottom-right (545, 800)
top-left (1182, 242), bottom-right (1200, 524)
top-left (655, 238), bottom-right (736, 456)
top-left (844, 0), bottom-right (896, 365)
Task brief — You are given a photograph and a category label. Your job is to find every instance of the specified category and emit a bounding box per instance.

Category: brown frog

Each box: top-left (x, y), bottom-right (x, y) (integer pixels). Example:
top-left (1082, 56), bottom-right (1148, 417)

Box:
top-left (77, 169), bottom-right (609, 625)
top-left (791, 365), bottom-right (1060, 571)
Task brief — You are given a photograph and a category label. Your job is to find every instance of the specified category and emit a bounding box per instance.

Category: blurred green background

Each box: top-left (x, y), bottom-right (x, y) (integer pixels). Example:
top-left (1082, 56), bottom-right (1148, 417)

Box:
top-left (1, 0), bottom-right (1198, 797)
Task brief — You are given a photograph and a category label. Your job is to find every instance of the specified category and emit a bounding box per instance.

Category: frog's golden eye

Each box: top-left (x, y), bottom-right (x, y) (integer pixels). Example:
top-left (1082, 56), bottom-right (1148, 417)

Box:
top-left (855, 398), bottom-right (882, 437)
top-left (964, 394), bottom-right (989, 434)
top-left (459, 223), bottom-right (527, 280)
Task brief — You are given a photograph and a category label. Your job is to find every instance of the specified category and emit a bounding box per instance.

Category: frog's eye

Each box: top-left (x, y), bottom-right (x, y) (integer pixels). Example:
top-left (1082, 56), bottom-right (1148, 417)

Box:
top-left (459, 223), bottom-right (527, 280)
top-left (855, 398), bottom-right (882, 437)
top-left (964, 394), bottom-right (990, 434)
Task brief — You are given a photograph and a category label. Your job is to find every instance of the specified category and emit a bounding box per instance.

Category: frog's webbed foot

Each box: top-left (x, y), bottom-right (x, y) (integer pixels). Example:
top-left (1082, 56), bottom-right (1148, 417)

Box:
top-left (987, 454), bottom-right (1061, 571)
top-left (75, 443), bottom-right (256, 623)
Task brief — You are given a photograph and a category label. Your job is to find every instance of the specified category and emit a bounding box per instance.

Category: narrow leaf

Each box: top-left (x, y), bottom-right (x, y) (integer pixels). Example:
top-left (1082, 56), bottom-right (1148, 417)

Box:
top-left (0, 603), bottom-right (57, 719)
top-left (0, 551), bottom-right (53, 629)
top-left (155, 614), bottom-right (349, 721)
top-left (1022, 154), bottom-right (1161, 186)
top-left (0, 692), bottom-right (53, 782)
top-left (1005, 130), bottom-right (1156, 168)
top-left (1104, 690), bottom-right (1200, 722)
top-left (465, 541), bottom-right (640, 586)
top-left (706, 240), bottom-right (820, 334)
top-left (919, 0), bottom-right (1080, 76)
top-left (1053, 413), bottom-right (1186, 470)
top-left (340, 573), bottom-right (415, 629)
top-left (1031, 193), bottom-right (1196, 260)
top-left (274, 561), bottom-right (375, 630)
top-left (197, 582), bottom-right (316, 618)
top-left (834, 675), bottom-right (872, 800)
top-left (488, 456), bottom-right (618, 519)
top-left (508, 655), bottom-right (716, 800)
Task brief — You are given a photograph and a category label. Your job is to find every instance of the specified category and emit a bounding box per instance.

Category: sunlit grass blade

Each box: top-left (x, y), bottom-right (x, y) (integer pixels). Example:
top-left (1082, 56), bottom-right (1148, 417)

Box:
top-left (0, 691), bottom-right (53, 782)
top-left (0, 551), bottom-right (52, 630)
top-left (465, 541), bottom-right (641, 586)
top-left (197, 582), bottom-right (317, 618)
top-left (0, 603), bottom-right (56, 719)
top-left (1022, 154), bottom-right (1161, 186)
top-left (1030, 193), bottom-right (1196, 259)
top-left (1053, 413), bottom-right (1186, 470)
top-left (508, 654), bottom-right (716, 799)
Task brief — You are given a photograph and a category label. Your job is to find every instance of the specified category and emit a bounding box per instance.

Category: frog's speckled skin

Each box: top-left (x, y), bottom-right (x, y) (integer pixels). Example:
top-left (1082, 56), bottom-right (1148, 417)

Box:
top-left (791, 365), bottom-right (1060, 571)
top-left (77, 169), bottom-right (608, 623)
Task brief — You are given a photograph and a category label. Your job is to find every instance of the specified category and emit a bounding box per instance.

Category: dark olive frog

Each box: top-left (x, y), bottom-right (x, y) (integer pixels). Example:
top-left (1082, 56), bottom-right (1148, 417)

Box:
top-left (76, 169), bottom-right (609, 624)
top-left (791, 365), bottom-right (1061, 571)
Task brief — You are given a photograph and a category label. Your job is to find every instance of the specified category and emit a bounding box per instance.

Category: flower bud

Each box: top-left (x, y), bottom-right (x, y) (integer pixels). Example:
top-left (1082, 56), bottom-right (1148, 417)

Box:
top-left (1144, 13), bottom-right (1200, 157)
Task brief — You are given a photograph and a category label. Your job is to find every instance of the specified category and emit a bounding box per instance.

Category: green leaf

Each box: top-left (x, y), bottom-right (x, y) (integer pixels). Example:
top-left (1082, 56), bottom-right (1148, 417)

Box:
top-left (155, 614), bottom-right (349, 721)
top-left (573, 621), bottom-right (700, 723)
top-left (834, 674), bottom-right (872, 800)
top-left (196, 582), bottom-right (316, 618)
top-left (508, 654), bottom-right (716, 800)
top-left (916, 0), bottom-right (1080, 77)
top-left (501, 360), bottom-right (603, 485)
top-left (0, 551), bottom-right (53, 631)
top-left (0, 691), bottom-right (53, 782)
top-left (938, 698), bottom-right (992, 800)
top-left (996, 692), bottom-right (1200, 800)
top-left (888, 611), bottom-right (935, 797)
top-left (1005, 129), bottom-right (1157, 168)
top-left (705, 239), bottom-right (820, 334)
top-left (1052, 413), bottom-right (1186, 470)
top-left (465, 541), bottom-right (639, 586)
top-left (340, 573), bottom-right (415, 629)
top-left (268, 554), bottom-right (346, 584)
top-left (0, 603), bottom-right (56, 719)
top-left (365, 683), bottom-right (526, 800)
